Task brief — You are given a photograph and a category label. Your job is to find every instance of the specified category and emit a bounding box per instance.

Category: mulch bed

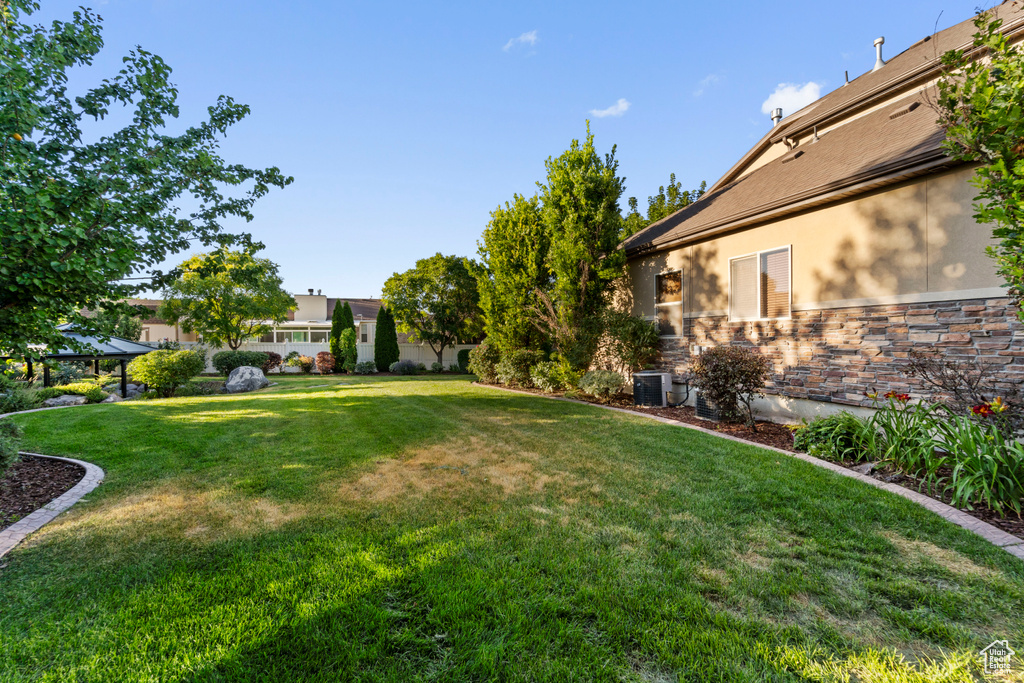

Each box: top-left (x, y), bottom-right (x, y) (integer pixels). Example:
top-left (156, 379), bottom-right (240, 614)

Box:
top-left (0, 456), bottom-right (85, 531)
top-left (483, 382), bottom-right (1024, 542)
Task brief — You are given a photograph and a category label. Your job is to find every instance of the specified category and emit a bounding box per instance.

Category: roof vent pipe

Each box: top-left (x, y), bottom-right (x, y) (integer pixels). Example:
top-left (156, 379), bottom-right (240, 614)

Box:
top-left (872, 37), bottom-right (886, 71)
top-left (307, 288), bottom-right (314, 295)
top-left (770, 107), bottom-right (783, 127)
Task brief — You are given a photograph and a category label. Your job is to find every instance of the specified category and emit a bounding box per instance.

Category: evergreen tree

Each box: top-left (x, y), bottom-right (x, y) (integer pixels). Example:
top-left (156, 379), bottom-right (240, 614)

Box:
top-left (374, 306), bottom-right (400, 372)
top-left (329, 300), bottom-right (345, 369)
top-left (341, 302), bottom-right (355, 334)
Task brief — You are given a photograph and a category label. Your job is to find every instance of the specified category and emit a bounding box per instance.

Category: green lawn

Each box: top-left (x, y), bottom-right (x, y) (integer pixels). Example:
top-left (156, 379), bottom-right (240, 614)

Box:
top-left (1, 375), bottom-right (1022, 682)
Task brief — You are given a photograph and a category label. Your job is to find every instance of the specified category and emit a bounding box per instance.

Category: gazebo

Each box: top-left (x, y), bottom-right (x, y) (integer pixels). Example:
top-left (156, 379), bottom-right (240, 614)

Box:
top-left (6, 324), bottom-right (156, 398)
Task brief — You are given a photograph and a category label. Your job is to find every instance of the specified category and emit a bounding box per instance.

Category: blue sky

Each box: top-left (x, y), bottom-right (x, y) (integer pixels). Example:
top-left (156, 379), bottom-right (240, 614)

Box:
top-left (30, 0), bottom-right (993, 298)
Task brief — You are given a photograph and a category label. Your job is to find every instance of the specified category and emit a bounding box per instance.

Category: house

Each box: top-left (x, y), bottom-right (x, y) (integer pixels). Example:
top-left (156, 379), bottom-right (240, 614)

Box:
top-left (622, 4), bottom-right (1024, 421)
top-left (130, 291), bottom-right (400, 345)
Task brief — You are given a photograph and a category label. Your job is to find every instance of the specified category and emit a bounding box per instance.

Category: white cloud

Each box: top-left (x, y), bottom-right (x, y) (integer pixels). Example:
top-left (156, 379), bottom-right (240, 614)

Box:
top-left (503, 30), bottom-right (538, 52)
top-left (693, 74), bottom-right (719, 97)
top-left (760, 81), bottom-right (823, 117)
top-left (589, 98), bottom-right (631, 118)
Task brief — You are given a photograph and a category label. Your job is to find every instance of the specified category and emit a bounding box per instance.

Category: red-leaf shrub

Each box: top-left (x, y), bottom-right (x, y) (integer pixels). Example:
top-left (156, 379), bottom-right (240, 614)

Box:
top-left (691, 346), bottom-right (772, 429)
top-left (316, 352), bottom-right (336, 375)
top-left (262, 352), bottom-right (282, 374)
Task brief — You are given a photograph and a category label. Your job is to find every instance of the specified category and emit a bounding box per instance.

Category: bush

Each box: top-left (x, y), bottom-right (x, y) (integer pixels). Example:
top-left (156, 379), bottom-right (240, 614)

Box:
top-left (374, 306), bottom-right (401, 372)
top-left (578, 369), bottom-right (625, 400)
top-left (496, 349), bottom-right (544, 388)
top-left (339, 328), bottom-right (358, 373)
top-left (793, 412), bottom-right (879, 462)
top-left (1, 387), bottom-right (38, 414)
top-left (691, 347), bottom-right (772, 428)
top-left (42, 361), bottom-right (86, 386)
top-left (906, 350), bottom-right (1023, 436)
top-left (353, 361), bottom-right (378, 375)
top-left (448, 362), bottom-right (461, 372)
top-left (467, 342), bottom-right (500, 383)
top-left (262, 352), bottom-right (283, 374)
top-left (316, 352), bottom-right (336, 375)
top-left (212, 350), bottom-right (270, 376)
top-left (287, 355), bottom-right (315, 374)
top-left (530, 361), bottom-right (561, 392)
top-left (0, 419), bottom-right (23, 476)
top-left (457, 348), bottom-right (471, 374)
top-left (127, 350), bottom-right (205, 397)
top-left (389, 360), bottom-right (420, 375)
top-left (431, 361), bottom-right (444, 373)
top-left (600, 311), bottom-right (661, 374)
top-left (60, 382), bottom-right (107, 403)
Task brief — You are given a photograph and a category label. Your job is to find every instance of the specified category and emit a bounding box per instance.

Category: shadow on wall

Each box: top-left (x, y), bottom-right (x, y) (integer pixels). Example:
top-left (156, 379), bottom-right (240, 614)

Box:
top-left (811, 185), bottom-right (929, 303)
top-left (689, 242), bottom-right (721, 316)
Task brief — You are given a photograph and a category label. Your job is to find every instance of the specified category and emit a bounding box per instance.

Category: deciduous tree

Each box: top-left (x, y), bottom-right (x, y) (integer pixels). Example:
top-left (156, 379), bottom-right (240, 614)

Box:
top-left (383, 254), bottom-right (481, 365)
top-left (0, 1), bottom-right (290, 359)
top-left (158, 249), bottom-right (295, 350)
top-left (937, 10), bottom-right (1024, 319)
top-left (622, 175), bottom-right (706, 239)
top-left (535, 124), bottom-right (626, 369)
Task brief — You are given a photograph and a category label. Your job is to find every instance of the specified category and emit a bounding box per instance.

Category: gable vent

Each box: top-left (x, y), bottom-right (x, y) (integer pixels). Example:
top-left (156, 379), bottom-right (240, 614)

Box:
top-left (889, 102), bottom-right (921, 120)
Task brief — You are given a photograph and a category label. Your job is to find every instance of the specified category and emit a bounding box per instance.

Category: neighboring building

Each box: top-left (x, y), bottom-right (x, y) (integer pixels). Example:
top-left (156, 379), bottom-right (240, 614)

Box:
top-left (130, 291), bottom-right (411, 346)
top-left (126, 299), bottom-right (197, 343)
top-left (622, 5), bottom-right (1024, 420)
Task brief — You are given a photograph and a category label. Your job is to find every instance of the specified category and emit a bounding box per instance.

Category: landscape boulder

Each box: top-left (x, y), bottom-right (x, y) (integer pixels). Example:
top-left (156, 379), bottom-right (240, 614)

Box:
top-left (43, 395), bottom-right (88, 408)
top-left (101, 394), bottom-right (122, 404)
top-left (225, 366), bottom-right (269, 394)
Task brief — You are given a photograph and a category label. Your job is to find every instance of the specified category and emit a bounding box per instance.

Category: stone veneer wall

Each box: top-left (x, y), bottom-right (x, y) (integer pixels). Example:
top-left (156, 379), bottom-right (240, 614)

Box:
top-left (655, 297), bottom-right (1024, 408)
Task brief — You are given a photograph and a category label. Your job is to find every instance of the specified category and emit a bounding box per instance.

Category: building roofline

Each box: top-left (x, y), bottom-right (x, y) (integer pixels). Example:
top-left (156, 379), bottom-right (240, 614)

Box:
top-left (626, 154), bottom-right (958, 258)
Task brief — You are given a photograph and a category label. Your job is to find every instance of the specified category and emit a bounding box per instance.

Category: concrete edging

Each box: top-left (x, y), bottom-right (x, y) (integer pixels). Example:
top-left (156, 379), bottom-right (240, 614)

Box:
top-left (473, 382), bottom-right (1024, 560)
top-left (0, 453), bottom-right (105, 558)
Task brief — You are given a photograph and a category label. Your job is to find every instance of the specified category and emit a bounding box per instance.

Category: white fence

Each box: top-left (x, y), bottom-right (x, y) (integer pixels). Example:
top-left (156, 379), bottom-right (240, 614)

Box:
top-left (167, 341), bottom-right (476, 373)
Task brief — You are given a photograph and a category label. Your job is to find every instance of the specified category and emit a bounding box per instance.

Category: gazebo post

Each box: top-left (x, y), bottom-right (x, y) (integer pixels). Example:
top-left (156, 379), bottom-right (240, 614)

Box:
top-left (43, 365), bottom-right (50, 388)
top-left (120, 359), bottom-right (128, 398)
top-left (94, 359), bottom-right (100, 376)
top-left (26, 358), bottom-right (33, 382)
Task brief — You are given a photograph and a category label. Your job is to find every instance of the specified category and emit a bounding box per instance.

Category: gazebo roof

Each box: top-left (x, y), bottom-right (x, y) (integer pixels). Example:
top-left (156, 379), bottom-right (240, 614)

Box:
top-left (37, 324), bottom-right (157, 361)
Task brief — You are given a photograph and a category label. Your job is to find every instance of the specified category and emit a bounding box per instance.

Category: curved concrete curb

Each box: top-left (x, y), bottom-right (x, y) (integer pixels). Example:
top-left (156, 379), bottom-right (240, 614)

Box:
top-left (0, 453), bottom-right (105, 559)
top-left (474, 382), bottom-right (1024, 561)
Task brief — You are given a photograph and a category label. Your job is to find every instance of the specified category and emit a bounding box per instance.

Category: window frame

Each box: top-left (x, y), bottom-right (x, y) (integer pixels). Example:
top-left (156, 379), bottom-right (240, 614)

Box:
top-left (727, 245), bottom-right (792, 322)
top-left (654, 269), bottom-right (684, 337)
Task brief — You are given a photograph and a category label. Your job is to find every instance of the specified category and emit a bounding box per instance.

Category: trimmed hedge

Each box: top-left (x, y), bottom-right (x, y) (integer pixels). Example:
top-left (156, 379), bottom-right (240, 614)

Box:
top-left (457, 348), bottom-right (471, 373)
top-left (212, 350), bottom-right (270, 376)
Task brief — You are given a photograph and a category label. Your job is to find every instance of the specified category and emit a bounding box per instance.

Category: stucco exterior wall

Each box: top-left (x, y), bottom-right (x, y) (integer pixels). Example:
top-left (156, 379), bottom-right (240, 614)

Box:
top-left (626, 166), bottom-right (1002, 322)
top-left (139, 323), bottom-right (196, 343)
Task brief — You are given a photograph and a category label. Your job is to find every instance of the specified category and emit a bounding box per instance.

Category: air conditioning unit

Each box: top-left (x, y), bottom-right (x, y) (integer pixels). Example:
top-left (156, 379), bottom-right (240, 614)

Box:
top-left (632, 372), bottom-right (672, 407)
top-left (694, 390), bottom-right (721, 421)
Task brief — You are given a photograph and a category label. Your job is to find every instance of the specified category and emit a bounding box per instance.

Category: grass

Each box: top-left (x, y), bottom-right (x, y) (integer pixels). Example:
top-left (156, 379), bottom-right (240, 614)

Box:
top-left (1, 375), bottom-right (1022, 682)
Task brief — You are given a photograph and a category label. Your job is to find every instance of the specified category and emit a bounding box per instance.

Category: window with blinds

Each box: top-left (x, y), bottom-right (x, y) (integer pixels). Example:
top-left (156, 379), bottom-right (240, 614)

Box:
top-left (655, 271), bottom-right (683, 335)
top-left (760, 248), bottom-right (790, 318)
top-left (730, 256), bottom-right (759, 320)
top-left (729, 246), bottom-right (790, 321)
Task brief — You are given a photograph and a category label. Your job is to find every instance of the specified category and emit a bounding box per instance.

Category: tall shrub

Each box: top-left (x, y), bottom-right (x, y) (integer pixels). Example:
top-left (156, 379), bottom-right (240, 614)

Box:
top-left (339, 328), bottom-right (358, 372)
top-left (535, 123), bottom-right (626, 370)
top-left (374, 306), bottom-right (400, 372)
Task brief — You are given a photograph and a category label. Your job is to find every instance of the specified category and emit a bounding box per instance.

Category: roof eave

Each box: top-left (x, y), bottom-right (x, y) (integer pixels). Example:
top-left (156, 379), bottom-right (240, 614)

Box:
top-left (626, 153), bottom-right (958, 258)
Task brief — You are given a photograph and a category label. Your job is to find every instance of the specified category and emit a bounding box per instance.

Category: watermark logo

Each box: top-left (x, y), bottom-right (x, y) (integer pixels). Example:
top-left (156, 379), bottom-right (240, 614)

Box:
top-left (980, 640), bottom-right (1015, 674)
